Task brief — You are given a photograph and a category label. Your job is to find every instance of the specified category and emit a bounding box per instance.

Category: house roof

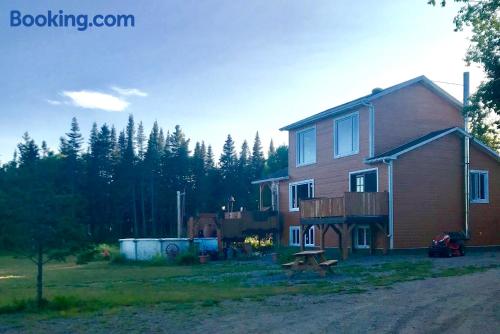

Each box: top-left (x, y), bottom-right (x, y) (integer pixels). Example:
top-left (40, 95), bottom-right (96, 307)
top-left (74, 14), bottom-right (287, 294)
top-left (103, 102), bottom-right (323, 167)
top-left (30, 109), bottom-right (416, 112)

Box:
top-left (251, 168), bottom-right (289, 184)
top-left (365, 127), bottom-right (500, 163)
top-left (280, 75), bottom-right (463, 131)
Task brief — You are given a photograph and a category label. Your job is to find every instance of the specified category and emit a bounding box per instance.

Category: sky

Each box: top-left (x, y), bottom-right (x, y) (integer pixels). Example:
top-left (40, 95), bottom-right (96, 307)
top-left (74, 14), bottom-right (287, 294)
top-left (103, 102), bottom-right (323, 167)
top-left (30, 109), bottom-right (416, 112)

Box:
top-left (0, 0), bottom-right (485, 163)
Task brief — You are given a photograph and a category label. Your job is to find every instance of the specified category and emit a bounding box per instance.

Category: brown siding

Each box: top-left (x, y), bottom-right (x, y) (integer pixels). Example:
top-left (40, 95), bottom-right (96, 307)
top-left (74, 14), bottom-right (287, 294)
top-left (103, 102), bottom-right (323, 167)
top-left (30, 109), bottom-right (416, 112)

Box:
top-left (469, 145), bottom-right (500, 246)
top-left (393, 135), bottom-right (464, 248)
top-left (393, 134), bottom-right (500, 248)
top-left (281, 105), bottom-right (388, 247)
top-left (374, 83), bottom-right (463, 155)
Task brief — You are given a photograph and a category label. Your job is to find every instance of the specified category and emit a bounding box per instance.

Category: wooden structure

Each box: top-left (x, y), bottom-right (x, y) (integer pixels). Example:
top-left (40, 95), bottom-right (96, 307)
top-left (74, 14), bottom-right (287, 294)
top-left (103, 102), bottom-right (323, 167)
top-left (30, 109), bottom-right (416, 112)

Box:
top-left (188, 211), bottom-right (280, 252)
top-left (300, 192), bottom-right (389, 260)
top-left (282, 250), bottom-right (337, 277)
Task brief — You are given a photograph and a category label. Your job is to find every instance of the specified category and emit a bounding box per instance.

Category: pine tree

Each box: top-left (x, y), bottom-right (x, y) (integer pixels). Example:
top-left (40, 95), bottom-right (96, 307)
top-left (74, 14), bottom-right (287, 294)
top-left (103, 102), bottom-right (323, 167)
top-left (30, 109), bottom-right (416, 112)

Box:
top-left (206, 145), bottom-right (215, 169)
top-left (17, 132), bottom-right (39, 168)
top-left (136, 121), bottom-right (146, 160)
top-left (251, 131), bottom-right (265, 179)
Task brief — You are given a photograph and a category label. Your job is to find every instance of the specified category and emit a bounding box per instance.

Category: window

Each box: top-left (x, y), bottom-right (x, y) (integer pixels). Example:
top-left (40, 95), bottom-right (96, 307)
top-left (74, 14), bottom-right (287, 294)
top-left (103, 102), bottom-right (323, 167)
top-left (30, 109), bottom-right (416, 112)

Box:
top-left (296, 127), bottom-right (316, 166)
top-left (349, 169), bottom-right (378, 192)
top-left (289, 180), bottom-right (314, 211)
top-left (305, 226), bottom-right (315, 247)
top-left (289, 226), bottom-right (300, 246)
top-left (355, 225), bottom-right (370, 249)
top-left (470, 170), bottom-right (489, 203)
top-left (334, 113), bottom-right (359, 158)
top-left (289, 226), bottom-right (315, 247)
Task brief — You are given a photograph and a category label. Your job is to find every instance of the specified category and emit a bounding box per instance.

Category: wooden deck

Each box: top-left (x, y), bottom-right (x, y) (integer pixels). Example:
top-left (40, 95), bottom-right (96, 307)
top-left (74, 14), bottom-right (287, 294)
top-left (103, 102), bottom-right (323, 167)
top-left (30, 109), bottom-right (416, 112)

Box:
top-left (300, 192), bottom-right (388, 219)
top-left (299, 192), bottom-right (389, 260)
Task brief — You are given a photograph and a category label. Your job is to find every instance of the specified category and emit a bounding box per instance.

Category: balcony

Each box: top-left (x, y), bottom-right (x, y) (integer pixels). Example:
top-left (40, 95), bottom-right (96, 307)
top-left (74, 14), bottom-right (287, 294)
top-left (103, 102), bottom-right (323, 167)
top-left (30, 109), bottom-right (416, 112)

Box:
top-left (299, 192), bottom-right (390, 260)
top-left (300, 192), bottom-right (389, 221)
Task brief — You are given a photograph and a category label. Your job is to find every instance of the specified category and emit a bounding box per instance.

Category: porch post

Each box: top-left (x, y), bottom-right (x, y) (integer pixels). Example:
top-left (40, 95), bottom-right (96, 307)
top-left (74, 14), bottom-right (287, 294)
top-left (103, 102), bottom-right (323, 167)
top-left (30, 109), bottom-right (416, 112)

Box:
top-left (259, 184), bottom-right (263, 211)
top-left (341, 223), bottom-right (350, 260)
top-left (300, 224), bottom-right (305, 251)
top-left (319, 224), bottom-right (324, 250)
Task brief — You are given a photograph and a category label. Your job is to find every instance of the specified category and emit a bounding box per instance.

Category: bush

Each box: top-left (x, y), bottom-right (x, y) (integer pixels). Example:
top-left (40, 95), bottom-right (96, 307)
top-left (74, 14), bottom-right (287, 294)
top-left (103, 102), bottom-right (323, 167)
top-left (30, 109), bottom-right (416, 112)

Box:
top-left (245, 236), bottom-right (274, 253)
top-left (76, 248), bottom-right (98, 265)
top-left (275, 246), bottom-right (299, 264)
top-left (110, 253), bottom-right (128, 265)
top-left (147, 254), bottom-right (168, 266)
top-left (0, 299), bottom-right (32, 314)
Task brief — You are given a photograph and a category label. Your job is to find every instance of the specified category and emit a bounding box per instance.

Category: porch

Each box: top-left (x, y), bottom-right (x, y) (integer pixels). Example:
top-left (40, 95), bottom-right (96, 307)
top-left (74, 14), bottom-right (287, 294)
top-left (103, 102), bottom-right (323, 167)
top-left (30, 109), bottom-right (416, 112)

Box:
top-left (300, 192), bottom-right (389, 260)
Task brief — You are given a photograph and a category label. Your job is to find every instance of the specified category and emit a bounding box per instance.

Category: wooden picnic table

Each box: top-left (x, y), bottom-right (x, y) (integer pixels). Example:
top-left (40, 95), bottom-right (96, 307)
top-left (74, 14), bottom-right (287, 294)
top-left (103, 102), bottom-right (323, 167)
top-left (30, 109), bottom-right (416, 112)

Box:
top-left (282, 250), bottom-right (337, 276)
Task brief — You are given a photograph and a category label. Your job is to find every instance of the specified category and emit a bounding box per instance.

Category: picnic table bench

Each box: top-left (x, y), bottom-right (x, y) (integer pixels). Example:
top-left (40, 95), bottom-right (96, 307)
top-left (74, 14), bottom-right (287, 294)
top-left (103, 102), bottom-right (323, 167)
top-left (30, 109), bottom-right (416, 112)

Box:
top-left (282, 250), bottom-right (337, 277)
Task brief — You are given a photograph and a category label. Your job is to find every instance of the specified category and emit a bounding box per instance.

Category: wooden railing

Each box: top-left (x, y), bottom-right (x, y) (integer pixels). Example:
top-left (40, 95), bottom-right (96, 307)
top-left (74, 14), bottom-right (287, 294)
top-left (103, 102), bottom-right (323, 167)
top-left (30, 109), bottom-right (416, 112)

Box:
top-left (300, 192), bottom-right (388, 219)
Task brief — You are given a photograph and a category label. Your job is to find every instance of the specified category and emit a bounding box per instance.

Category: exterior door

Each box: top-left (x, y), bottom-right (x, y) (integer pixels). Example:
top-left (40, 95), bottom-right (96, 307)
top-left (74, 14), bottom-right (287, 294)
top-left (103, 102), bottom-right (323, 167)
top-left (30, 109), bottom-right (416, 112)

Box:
top-left (350, 170), bottom-right (377, 192)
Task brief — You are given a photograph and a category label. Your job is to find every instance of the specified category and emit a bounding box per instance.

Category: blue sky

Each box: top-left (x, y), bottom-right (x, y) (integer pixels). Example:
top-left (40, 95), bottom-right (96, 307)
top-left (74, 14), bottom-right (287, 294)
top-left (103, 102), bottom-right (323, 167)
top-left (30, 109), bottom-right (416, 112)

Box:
top-left (0, 0), bottom-right (484, 163)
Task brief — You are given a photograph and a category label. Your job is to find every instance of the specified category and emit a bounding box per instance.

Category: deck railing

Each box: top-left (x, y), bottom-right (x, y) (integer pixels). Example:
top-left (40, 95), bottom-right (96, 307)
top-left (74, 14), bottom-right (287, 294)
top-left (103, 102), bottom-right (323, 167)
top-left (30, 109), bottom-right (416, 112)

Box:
top-left (300, 192), bottom-right (388, 219)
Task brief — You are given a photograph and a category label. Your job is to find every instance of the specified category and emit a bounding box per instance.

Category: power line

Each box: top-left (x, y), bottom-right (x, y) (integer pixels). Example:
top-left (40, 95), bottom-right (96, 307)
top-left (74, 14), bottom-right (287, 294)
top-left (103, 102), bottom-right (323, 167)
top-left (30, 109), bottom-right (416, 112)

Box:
top-left (433, 80), bottom-right (463, 86)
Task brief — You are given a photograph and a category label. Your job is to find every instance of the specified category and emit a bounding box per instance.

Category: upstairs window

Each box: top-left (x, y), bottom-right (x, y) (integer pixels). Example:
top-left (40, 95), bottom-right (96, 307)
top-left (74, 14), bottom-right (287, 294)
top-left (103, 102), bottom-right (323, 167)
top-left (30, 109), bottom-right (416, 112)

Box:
top-left (289, 180), bottom-right (314, 211)
top-left (470, 170), bottom-right (489, 203)
top-left (334, 112), bottom-right (359, 158)
top-left (296, 127), bottom-right (316, 166)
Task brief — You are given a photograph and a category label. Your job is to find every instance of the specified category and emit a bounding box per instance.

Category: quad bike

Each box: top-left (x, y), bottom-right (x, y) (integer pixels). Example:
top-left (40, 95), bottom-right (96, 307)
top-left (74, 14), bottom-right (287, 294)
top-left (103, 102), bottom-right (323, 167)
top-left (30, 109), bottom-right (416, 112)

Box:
top-left (428, 232), bottom-right (466, 257)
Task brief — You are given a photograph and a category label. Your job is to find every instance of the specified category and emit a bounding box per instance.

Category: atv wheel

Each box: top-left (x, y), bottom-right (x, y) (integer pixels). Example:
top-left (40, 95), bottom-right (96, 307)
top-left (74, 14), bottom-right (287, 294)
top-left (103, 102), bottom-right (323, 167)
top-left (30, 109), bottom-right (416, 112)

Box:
top-left (447, 248), bottom-right (453, 257)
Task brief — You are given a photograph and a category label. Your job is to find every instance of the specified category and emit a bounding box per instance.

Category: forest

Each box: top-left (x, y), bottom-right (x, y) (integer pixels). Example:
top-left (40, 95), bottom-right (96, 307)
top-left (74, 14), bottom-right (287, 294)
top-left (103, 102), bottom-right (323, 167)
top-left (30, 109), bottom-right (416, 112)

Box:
top-left (0, 116), bottom-right (288, 249)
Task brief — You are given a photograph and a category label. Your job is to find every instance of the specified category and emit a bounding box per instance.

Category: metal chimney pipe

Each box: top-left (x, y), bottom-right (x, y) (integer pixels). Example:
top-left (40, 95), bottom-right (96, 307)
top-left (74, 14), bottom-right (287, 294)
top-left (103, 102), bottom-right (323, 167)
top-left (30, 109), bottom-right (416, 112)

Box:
top-left (463, 72), bottom-right (470, 238)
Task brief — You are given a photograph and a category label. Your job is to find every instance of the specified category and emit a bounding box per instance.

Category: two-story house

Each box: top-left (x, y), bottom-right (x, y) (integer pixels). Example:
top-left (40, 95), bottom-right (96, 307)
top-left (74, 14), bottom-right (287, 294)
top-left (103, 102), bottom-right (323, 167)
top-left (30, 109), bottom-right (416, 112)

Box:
top-left (253, 75), bottom-right (499, 258)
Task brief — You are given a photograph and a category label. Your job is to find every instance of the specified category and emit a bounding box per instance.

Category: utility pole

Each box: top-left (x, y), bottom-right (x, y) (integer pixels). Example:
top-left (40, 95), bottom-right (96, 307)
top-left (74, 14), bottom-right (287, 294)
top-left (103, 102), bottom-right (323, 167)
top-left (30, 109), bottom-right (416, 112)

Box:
top-left (177, 191), bottom-right (185, 238)
top-left (463, 72), bottom-right (470, 238)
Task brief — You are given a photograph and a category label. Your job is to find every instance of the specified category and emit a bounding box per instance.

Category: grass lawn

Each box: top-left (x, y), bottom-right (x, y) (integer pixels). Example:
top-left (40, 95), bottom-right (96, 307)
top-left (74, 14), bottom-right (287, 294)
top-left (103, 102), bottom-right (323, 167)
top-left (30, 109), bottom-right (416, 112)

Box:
top-left (0, 253), bottom-right (497, 318)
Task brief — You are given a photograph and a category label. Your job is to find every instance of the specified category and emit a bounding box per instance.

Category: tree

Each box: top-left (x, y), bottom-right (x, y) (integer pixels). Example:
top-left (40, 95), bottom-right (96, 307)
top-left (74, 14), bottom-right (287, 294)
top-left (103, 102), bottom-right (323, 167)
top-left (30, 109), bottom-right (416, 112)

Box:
top-left (267, 145), bottom-right (288, 173)
top-left (429, 0), bottom-right (500, 150)
top-left (8, 134), bottom-right (86, 306)
top-left (251, 132), bottom-right (265, 179)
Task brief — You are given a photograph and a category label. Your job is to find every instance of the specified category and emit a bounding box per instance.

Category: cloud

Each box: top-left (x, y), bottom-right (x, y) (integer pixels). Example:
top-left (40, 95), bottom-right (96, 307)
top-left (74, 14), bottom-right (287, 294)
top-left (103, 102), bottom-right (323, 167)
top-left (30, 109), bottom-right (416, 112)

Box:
top-left (62, 90), bottom-right (129, 112)
top-left (46, 99), bottom-right (63, 105)
top-left (111, 86), bottom-right (148, 97)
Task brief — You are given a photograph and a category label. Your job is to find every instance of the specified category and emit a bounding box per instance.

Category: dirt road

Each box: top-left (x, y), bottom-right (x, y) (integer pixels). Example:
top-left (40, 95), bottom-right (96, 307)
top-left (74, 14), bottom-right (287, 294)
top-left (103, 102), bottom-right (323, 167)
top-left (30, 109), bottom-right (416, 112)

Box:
top-left (3, 267), bottom-right (498, 334)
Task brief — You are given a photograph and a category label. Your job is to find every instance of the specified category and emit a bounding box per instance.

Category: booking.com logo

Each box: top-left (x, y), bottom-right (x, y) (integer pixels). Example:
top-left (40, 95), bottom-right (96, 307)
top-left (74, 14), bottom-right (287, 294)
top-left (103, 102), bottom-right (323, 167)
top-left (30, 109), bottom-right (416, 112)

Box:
top-left (10, 10), bottom-right (135, 31)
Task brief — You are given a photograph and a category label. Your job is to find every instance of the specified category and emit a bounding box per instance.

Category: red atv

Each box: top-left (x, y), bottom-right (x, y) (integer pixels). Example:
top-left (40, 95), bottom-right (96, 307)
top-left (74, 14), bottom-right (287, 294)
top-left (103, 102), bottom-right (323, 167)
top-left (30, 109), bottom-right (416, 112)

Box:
top-left (428, 232), bottom-right (466, 257)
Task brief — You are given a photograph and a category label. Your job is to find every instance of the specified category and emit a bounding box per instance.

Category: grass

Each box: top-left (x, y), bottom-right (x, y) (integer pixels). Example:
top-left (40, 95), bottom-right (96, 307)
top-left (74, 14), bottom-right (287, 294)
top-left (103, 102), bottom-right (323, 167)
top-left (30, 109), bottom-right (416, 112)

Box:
top-left (0, 254), bottom-right (497, 318)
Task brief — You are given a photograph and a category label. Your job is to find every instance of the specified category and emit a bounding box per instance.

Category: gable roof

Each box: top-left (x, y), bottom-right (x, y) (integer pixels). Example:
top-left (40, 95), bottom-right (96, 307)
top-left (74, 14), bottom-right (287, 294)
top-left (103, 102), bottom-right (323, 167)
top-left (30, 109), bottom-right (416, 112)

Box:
top-left (280, 75), bottom-right (463, 131)
top-left (365, 127), bottom-right (500, 163)
top-left (251, 168), bottom-right (289, 184)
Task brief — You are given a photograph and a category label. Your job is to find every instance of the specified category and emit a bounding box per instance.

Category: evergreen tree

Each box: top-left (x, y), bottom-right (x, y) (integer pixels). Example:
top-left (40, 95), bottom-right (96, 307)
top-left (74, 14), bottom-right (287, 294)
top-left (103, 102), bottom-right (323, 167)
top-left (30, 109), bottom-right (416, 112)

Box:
top-left (251, 131), bottom-right (265, 179)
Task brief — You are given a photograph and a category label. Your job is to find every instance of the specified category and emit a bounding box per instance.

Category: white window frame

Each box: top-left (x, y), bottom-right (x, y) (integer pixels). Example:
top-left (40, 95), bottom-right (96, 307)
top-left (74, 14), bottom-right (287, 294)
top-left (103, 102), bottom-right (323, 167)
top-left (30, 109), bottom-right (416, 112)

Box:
top-left (305, 226), bottom-right (315, 247)
top-left (470, 170), bottom-right (489, 204)
top-left (333, 111), bottom-right (360, 159)
top-left (348, 168), bottom-right (379, 192)
top-left (289, 226), bottom-right (300, 246)
top-left (288, 179), bottom-right (315, 212)
top-left (296, 126), bottom-right (317, 167)
top-left (289, 226), bottom-right (315, 247)
top-left (354, 225), bottom-right (370, 249)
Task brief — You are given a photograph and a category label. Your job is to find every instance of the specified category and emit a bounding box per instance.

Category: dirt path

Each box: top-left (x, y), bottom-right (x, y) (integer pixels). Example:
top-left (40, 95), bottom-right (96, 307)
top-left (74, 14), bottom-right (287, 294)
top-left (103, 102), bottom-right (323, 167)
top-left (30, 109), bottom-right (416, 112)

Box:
top-left (2, 268), bottom-right (499, 334)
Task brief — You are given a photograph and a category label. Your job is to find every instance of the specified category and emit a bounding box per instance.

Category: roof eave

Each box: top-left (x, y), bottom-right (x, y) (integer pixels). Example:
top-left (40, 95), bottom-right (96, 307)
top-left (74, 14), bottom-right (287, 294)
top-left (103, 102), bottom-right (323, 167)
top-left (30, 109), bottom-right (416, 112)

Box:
top-left (251, 176), bottom-right (289, 185)
top-left (279, 75), bottom-right (463, 132)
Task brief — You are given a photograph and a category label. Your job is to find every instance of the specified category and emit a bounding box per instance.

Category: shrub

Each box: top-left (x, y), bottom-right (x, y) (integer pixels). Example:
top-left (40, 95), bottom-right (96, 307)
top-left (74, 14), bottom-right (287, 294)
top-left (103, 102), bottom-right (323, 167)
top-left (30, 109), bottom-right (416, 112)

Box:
top-left (245, 235), bottom-right (274, 253)
top-left (176, 252), bottom-right (199, 266)
top-left (147, 254), bottom-right (168, 266)
top-left (275, 246), bottom-right (299, 264)
top-left (48, 295), bottom-right (83, 311)
top-left (76, 248), bottom-right (98, 265)
top-left (110, 253), bottom-right (128, 264)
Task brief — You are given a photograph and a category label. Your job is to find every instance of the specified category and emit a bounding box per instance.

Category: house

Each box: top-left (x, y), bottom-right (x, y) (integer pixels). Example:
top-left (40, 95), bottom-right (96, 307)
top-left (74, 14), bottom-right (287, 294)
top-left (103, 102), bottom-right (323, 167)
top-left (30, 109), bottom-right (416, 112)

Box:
top-left (254, 75), bottom-right (499, 258)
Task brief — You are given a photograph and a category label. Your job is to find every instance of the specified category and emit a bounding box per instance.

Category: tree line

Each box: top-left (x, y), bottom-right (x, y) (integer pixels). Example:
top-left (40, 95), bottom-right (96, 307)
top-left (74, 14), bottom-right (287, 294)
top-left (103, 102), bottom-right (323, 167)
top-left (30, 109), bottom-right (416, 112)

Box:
top-left (0, 116), bottom-right (288, 248)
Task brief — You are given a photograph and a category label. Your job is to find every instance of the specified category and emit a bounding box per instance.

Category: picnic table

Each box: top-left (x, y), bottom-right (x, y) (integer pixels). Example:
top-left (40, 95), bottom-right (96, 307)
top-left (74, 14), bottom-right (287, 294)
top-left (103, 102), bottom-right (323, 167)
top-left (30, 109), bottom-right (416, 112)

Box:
top-left (282, 250), bottom-right (337, 277)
